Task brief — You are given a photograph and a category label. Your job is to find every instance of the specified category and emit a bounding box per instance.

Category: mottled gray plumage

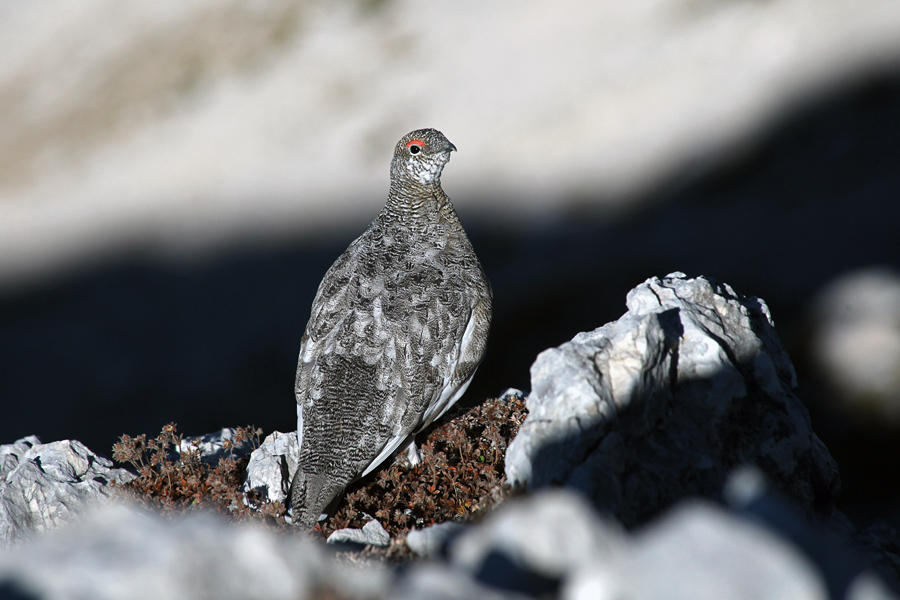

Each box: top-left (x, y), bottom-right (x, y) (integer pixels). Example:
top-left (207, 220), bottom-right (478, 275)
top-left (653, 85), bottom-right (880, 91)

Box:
top-left (289, 128), bottom-right (492, 527)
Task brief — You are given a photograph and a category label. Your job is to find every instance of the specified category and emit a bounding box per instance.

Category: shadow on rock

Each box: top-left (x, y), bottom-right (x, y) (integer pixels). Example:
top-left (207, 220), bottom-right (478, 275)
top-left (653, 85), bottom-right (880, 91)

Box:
top-left (506, 273), bottom-right (841, 528)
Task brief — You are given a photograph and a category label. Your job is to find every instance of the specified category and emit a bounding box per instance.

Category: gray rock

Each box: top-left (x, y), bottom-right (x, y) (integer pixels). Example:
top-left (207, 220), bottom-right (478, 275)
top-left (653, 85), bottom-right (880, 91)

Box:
top-left (449, 489), bottom-right (620, 596)
top-left (406, 521), bottom-right (466, 558)
top-left (326, 527), bottom-right (369, 547)
top-left (506, 273), bottom-right (840, 526)
top-left (725, 467), bottom-right (899, 599)
top-left (565, 501), bottom-right (829, 600)
top-left (564, 498), bottom-right (898, 600)
top-left (0, 501), bottom-right (389, 600)
top-left (361, 519), bottom-right (391, 546)
top-left (0, 436), bottom-right (41, 479)
top-left (428, 472), bottom-right (896, 600)
top-left (243, 430), bottom-right (298, 506)
top-left (327, 518), bottom-right (391, 548)
top-left (391, 564), bottom-right (532, 600)
top-left (0, 436), bottom-right (134, 546)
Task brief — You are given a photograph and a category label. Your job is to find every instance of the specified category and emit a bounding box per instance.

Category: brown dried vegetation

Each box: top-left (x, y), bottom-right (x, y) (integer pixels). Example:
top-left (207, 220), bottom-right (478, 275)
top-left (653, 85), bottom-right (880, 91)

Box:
top-left (111, 423), bottom-right (288, 527)
top-left (111, 394), bottom-right (528, 545)
top-left (320, 393), bottom-right (528, 539)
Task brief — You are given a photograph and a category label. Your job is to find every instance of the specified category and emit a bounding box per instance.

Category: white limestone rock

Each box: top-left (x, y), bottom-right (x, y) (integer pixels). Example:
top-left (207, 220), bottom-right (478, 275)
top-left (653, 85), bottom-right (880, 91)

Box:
top-left (327, 519), bottom-right (391, 548)
top-left (0, 436), bottom-right (134, 546)
top-left (243, 430), bottom-right (298, 506)
top-left (506, 273), bottom-right (840, 526)
top-left (0, 436), bottom-right (41, 479)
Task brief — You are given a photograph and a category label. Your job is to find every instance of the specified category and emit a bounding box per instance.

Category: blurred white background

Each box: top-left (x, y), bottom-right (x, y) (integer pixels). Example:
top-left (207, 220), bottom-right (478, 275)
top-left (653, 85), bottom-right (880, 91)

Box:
top-left (2, 0), bottom-right (898, 285)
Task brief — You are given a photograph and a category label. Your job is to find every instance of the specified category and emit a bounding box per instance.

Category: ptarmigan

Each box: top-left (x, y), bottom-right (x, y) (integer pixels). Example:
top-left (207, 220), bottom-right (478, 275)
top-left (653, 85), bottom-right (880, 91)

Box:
top-left (289, 128), bottom-right (492, 527)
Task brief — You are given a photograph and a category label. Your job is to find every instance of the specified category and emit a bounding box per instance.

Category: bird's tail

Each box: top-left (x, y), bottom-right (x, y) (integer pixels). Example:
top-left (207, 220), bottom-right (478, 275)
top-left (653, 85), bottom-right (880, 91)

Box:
top-left (288, 465), bottom-right (346, 528)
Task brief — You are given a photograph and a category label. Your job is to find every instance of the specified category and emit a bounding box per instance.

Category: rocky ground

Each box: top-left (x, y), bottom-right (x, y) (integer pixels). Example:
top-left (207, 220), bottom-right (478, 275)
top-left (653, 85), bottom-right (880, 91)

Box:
top-left (1, 275), bottom-right (898, 599)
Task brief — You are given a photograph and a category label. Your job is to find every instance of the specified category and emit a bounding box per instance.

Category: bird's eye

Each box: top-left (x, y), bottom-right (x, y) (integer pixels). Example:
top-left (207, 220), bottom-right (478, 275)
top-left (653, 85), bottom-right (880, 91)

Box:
top-left (406, 141), bottom-right (424, 155)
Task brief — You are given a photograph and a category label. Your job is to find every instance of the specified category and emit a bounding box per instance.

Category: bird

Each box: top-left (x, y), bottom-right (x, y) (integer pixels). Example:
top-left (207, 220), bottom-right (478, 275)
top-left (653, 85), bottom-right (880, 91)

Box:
top-left (289, 128), bottom-right (492, 527)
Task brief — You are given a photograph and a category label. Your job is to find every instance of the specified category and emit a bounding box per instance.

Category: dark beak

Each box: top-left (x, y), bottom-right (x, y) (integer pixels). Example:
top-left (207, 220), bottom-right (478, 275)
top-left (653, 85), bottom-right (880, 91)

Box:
top-left (447, 141), bottom-right (457, 152)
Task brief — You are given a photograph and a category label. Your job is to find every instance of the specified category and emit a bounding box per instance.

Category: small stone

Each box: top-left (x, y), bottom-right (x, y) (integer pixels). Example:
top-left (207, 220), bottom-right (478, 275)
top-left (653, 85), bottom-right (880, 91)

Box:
top-left (326, 518), bottom-right (390, 547)
top-left (362, 519), bottom-right (391, 546)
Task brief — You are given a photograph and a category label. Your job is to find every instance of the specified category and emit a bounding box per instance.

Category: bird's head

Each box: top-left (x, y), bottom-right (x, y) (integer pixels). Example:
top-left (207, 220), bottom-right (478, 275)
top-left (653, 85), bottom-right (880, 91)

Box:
top-left (390, 128), bottom-right (457, 187)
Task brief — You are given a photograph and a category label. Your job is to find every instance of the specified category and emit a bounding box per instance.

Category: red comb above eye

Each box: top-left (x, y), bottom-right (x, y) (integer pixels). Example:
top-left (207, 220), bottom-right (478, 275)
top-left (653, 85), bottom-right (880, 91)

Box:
top-left (406, 140), bottom-right (424, 148)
